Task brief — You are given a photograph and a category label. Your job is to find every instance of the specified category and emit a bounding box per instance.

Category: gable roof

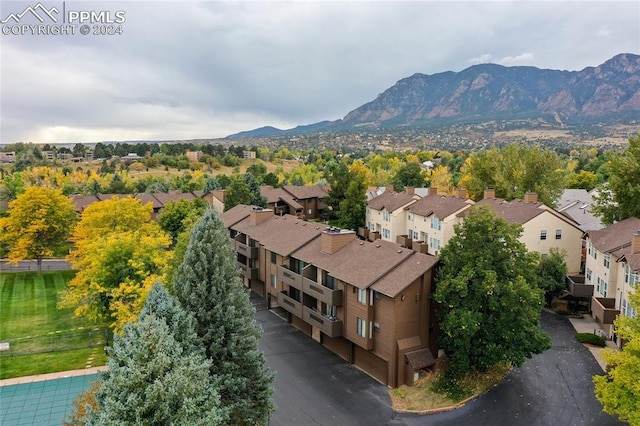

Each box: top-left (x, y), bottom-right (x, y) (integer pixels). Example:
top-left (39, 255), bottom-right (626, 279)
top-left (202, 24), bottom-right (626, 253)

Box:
top-left (408, 194), bottom-right (473, 218)
top-left (232, 214), bottom-right (328, 257)
top-left (220, 204), bottom-right (253, 228)
top-left (370, 251), bottom-right (438, 297)
top-left (261, 187), bottom-right (304, 210)
top-left (135, 193), bottom-right (163, 210)
top-left (151, 191), bottom-right (196, 205)
top-left (619, 252), bottom-right (640, 273)
top-left (475, 198), bottom-right (546, 224)
top-left (69, 194), bottom-right (100, 212)
top-left (586, 217), bottom-right (640, 257)
top-left (282, 185), bottom-right (329, 200)
top-left (367, 191), bottom-right (417, 212)
top-left (556, 189), bottom-right (604, 232)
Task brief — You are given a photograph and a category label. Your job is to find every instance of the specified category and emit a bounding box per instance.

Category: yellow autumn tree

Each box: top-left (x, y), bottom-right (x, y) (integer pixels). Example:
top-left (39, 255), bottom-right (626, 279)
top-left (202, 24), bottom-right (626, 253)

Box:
top-left (0, 187), bottom-right (76, 272)
top-left (59, 196), bottom-right (171, 332)
top-left (430, 165), bottom-right (455, 195)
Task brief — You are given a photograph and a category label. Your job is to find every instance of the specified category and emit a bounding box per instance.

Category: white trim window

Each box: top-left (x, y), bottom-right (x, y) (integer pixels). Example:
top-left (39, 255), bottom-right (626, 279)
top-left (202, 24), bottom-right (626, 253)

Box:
top-left (356, 317), bottom-right (367, 338)
top-left (430, 216), bottom-right (441, 230)
top-left (586, 268), bottom-right (592, 283)
top-left (555, 229), bottom-right (562, 240)
top-left (540, 230), bottom-right (547, 241)
top-left (357, 288), bottom-right (367, 304)
top-left (383, 210), bottom-right (391, 221)
top-left (604, 253), bottom-right (611, 269)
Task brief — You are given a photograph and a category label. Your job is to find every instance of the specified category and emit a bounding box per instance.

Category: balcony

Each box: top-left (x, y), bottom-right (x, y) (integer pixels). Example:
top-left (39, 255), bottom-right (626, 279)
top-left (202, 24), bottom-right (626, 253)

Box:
top-left (591, 297), bottom-right (620, 325)
top-left (278, 265), bottom-right (302, 290)
top-left (566, 275), bottom-right (594, 298)
top-left (368, 231), bottom-right (380, 242)
top-left (278, 291), bottom-right (302, 317)
top-left (234, 240), bottom-right (258, 259)
top-left (237, 262), bottom-right (258, 280)
top-left (357, 227), bottom-right (369, 240)
top-left (396, 235), bottom-right (412, 249)
top-left (303, 278), bottom-right (343, 306)
top-left (302, 306), bottom-right (343, 337)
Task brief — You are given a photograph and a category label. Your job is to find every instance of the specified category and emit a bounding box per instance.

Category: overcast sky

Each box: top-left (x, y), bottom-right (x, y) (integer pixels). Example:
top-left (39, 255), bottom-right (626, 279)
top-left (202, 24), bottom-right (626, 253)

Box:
top-left (1, 0), bottom-right (639, 144)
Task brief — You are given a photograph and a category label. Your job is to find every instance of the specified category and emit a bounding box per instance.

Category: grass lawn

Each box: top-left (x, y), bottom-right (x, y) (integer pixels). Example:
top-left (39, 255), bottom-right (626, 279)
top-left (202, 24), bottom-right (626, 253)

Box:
top-left (0, 271), bottom-right (108, 379)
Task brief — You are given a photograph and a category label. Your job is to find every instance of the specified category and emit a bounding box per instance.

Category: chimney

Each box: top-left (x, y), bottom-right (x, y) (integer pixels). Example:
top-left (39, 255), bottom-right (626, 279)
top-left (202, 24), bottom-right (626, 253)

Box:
top-left (250, 207), bottom-right (273, 226)
top-left (385, 185), bottom-right (394, 192)
top-left (632, 231), bottom-right (640, 254)
top-left (456, 188), bottom-right (468, 199)
top-left (524, 192), bottom-right (538, 204)
top-left (321, 227), bottom-right (356, 254)
top-left (427, 187), bottom-right (438, 196)
top-left (405, 187), bottom-right (415, 195)
top-left (483, 189), bottom-right (496, 199)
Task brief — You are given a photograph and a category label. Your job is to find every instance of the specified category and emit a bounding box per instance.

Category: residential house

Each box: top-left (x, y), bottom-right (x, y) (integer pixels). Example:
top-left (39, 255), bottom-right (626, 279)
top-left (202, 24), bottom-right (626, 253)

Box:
top-left (476, 191), bottom-right (583, 274)
top-left (405, 188), bottom-right (475, 256)
top-left (366, 190), bottom-right (419, 243)
top-left (556, 189), bottom-right (604, 232)
top-left (221, 205), bottom-right (440, 387)
top-left (260, 185), bottom-right (329, 220)
top-left (585, 217), bottom-right (640, 343)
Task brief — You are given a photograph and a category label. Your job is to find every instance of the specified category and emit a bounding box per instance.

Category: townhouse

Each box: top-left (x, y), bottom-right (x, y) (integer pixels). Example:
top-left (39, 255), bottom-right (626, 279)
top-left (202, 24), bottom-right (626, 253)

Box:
top-left (221, 205), bottom-right (439, 387)
top-left (366, 190), bottom-right (419, 243)
top-left (405, 188), bottom-right (475, 256)
top-left (476, 190), bottom-right (583, 274)
top-left (260, 185), bottom-right (329, 219)
top-left (584, 217), bottom-right (640, 345)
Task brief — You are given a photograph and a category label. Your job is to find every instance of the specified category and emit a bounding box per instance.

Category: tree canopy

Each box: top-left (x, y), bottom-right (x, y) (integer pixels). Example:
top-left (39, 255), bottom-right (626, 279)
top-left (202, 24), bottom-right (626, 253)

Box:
top-left (594, 283), bottom-right (640, 425)
top-left (0, 187), bottom-right (76, 271)
top-left (85, 284), bottom-right (225, 425)
top-left (592, 133), bottom-right (640, 225)
top-left (434, 205), bottom-right (551, 375)
top-left (59, 196), bottom-right (171, 331)
top-left (173, 210), bottom-right (275, 425)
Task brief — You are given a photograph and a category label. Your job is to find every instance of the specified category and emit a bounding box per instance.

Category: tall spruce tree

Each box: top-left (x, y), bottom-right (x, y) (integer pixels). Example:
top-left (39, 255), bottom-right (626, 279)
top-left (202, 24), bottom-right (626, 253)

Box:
top-left (173, 210), bottom-right (275, 425)
top-left (86, 284), bottom-right (225, 425)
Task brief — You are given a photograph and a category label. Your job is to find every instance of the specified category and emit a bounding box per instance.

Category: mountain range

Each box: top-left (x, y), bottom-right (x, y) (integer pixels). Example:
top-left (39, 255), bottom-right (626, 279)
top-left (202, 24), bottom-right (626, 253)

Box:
top-left (227, 53), bottom-right (640, 139)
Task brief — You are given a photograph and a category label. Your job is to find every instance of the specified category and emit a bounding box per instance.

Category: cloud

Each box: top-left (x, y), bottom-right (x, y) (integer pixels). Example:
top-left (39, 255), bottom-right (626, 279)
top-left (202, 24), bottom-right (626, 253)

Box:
top-left (1, 0), bottom-right (639, 143)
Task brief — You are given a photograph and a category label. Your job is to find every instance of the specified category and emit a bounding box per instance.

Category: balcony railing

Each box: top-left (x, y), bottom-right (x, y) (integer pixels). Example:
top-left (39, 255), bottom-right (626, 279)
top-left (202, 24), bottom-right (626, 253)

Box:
top-left (368, 231), bottom-right (380, 242)
top-left (234, 240), bottom-right (258, 259)
top-left (357, 227), bottom-right (369, 240)
top-left (302, 306), bottom-right (343, 337)
top-left (566, 275), bottom-right (594, 298)
top-left (591, 297), bottom-right (620, 325)
top-left (277, 291), bottom-right (302, 317)
top-left (277, 265), bottom-right (302, 290)
top-left (302, 278), bottom-right (343, 306)
top-left (237, 262), bottom-right (258, 280)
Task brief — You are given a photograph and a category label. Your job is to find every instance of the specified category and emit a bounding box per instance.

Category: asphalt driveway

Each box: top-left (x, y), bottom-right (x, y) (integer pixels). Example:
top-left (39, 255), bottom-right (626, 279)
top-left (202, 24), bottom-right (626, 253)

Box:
top-left (258, 308), bottom-right (622, 426)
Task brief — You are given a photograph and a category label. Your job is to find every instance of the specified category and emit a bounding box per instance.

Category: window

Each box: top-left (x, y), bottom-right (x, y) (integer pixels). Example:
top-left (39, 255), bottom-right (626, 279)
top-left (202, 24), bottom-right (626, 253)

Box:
top-left (540, 230), bottom-right (547, 240)
top-left (586, 268), bottom-right (592, 283)
top-left (270, 252), bottom-right (277, 264)
top-left (430, 216), bottom-right (441, 230)
top-left (429, 237), bottom-right (440, 252)
top-left (356, 317), bottom-right (366, 338)
top-left (604, 253), bottom-right (611, 269)
top-left (270, 274), bottom-right (277, 289)
top-left (408, 212), bottom-right (414, 221)
top-left (597, 277), bottom-right (608, 297)
top-left (323, 271), bottom-right (337, 290)
top-left (322, 303), bottom-right (337, 319)
top-left (357, 288), bottom-right (367, 304)
top-left (625, 265), bottom-right (639, 285)
top-left (555, 229), bottom-right (562, 240)
top-left (382, 228), bottom-right (391, 239)
top-left (587, 241), bottom-right (597, 259)
top-left (367, 207), bottom-right (370, 214)
top-left (383, 211), bottom-right (391, 221)
top-left (421, 232), bottom-right (428, 243)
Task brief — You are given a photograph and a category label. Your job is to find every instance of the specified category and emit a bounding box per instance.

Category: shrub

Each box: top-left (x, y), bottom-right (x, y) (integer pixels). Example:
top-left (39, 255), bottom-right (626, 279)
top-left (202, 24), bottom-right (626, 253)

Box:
top-left (576, 333), bottom-right (606, 347)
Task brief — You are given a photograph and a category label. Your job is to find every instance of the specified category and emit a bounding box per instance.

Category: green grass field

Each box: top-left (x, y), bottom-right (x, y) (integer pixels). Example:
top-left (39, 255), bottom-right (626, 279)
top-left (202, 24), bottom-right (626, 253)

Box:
top-left (0, 271), bottom-right (107, 379)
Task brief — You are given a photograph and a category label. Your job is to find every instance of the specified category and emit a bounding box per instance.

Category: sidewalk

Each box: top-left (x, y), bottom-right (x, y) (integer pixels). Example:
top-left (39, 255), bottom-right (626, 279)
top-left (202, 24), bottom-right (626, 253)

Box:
top-left (566, 314), bottom-right (618, 371)
top-left (0, 366), bottom-right (107, 387)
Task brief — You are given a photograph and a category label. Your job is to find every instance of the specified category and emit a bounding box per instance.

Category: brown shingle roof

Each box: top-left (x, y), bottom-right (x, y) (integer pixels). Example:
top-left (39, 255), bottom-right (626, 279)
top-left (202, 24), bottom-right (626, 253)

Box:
top-left (586, 217), bottom-right (640, 256)
top-left (152, 191), bottom-right (196, 205)
top-left (405, 348), bottom-right (436, 369)
top-left (367, 191), bottom-right (417, 212)
top-left (233, 214), bottom-right (328, 256)
top-left (261, 187), bottom-right (303, 210)
top-left (619, 252), bottom-right (640, 273)
top-left (475, 198), bottom-right (545, 224)
top-left (283, 185), bottom-right (329, 200)
top-left (370, 252), bottom-right (438, 297)
top-left (408, 194), bottom-right (473, 218)
top-left (69, 194), bottom-right (100, 212)
top-left (220, 204), bottom-right (253, 228)
top-left (135, 193), bottom-right (163, 210)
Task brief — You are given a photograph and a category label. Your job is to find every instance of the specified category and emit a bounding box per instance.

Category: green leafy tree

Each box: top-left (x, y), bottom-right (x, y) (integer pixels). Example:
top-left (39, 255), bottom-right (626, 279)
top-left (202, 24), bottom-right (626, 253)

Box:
top-left (0, 187), bottom-right (76, 272)
top-left (173, 210), bottom-right (275, 425)
top-left (224, 175), bottom-right (252, 211)
top-left (434, 205), bottom-right (551, 375)
top-left (245, 173), bottom-right (267, 208)
top-left (460, 144), bottom-right (564, 206)
top-left (594, 283), bottom-right (640, 425)
top-left (535, 248), bottom-right (568, 306)
top-left (391, 161), bottom-right (425, 191)
top-left (86, 284), bottom-right (225, 425)
top-left (592, 133), bottom-right (640, 224)
top-left (203, 176), bottom-right (222, 193)
top-left (158, 198), bottom-right (207, 243)
top-left (0, 172), bottom-right (25, 201)
top-left (337, 175), bottom-right (366, 230)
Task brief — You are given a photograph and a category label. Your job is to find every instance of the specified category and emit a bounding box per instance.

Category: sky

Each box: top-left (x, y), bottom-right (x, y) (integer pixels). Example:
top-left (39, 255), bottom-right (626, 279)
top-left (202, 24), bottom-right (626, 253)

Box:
top-left (1, 0), bottom-right (639, 144)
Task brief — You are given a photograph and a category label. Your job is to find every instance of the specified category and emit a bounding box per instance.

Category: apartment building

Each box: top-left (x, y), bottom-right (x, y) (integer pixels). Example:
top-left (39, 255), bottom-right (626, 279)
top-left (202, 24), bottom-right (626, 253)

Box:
top-left (221, 205), bottom-right (440, 387)
top-left (366, 190), bottom-right (419, 242)
top-left (584, 217), bottom-right (640, 344)
top-left (405, 188), bottom-right (475, 256)
top-left (476, 191), bottom-right (583, 274)
top-left (260, 185), bottom-right (329, 219)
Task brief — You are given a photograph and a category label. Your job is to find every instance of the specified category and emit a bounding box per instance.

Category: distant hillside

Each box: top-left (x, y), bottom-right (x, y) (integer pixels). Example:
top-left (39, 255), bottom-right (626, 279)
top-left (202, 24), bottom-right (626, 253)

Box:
top-left (228, 53), bottom-right (640, 138)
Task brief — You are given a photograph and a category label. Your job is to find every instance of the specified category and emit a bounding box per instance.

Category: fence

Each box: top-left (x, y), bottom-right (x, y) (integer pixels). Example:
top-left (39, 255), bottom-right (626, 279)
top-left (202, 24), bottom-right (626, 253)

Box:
top-left (0, 329), bottom-right (110, 357)
top-left (0, 259), bottom-right (73, 272)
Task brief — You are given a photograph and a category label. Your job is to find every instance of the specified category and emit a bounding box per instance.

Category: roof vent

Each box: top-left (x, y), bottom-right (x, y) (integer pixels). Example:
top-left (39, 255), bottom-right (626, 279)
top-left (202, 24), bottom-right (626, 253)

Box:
top-left (359, 242), bottom-right (364, 245)
top-left (397, 250), bottom-right (402, 253)
top-left (302, 223), bottom-right (307, 226)
top-left (376, 244), bottom-right (381, 248)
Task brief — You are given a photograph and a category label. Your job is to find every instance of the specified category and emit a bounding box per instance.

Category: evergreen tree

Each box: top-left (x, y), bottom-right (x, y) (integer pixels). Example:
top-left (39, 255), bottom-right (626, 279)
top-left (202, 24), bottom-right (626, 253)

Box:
top-left (173, 210), bottom-right (275, 425)
top-left (245, 173), bottom-right (267, 208)
top-left (86, 284), bottom-right (225, 425)
top-left (337, 175), bottom-right (367, 230)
